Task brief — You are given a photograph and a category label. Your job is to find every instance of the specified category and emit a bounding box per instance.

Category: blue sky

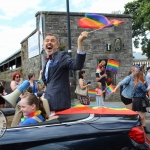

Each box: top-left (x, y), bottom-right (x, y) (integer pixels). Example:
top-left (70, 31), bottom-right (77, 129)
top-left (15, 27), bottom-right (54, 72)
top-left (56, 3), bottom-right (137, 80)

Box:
top-left (0, 0), bottom-right (138, 62)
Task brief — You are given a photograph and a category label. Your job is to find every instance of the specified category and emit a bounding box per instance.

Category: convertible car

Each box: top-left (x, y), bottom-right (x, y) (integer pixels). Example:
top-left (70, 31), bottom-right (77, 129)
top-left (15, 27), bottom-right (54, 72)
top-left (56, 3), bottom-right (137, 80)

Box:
top-left (0, 81), bottom-right (149, 150)
top-left (0, 104), bottom-right (150, 150)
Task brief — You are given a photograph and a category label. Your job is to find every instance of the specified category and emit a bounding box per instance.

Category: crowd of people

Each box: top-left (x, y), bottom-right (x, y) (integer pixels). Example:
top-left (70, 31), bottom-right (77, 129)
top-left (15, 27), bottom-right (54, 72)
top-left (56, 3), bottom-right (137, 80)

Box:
top-left (76, 63), bottom-right (150, 133)
top-left (77, 60), bottom-right (107, 106)
top-left (113, 64), bottom-right (150, 133)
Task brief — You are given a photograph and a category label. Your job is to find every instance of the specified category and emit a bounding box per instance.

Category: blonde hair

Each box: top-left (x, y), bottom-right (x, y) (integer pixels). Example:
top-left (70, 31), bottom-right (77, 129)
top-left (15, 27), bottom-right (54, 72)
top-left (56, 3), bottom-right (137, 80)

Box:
top-left (100, 60), bottom-right (106, 66)
top-left (96, 82), bottom-right (102, 89)
top-left (96, 60), bottom-right (106, 70)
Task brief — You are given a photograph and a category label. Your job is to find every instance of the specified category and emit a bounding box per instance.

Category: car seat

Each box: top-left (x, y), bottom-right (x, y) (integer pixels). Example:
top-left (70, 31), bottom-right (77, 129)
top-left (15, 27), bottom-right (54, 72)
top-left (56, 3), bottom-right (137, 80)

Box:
top-left (40, 94), bottom-right (58, 121)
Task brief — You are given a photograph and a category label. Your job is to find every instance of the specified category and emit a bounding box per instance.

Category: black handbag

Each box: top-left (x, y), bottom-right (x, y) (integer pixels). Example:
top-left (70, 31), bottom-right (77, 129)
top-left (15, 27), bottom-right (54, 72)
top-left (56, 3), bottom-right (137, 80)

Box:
top-left (142, 97), bottom-right (150, 107)
top-left (134, 90), bottom-right (150, 108)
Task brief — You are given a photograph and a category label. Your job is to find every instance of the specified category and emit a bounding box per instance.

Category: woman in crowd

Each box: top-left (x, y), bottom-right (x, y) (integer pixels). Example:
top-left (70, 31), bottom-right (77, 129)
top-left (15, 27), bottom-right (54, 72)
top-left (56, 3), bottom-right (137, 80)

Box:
top-left (96, 61), bottom-right (107, 100)
top-left (78, 70), bottom-right (91, 105)
top-left (132, 71), bottom-right (150, 133)
top-left (19, 93), bottom-right (47, 126)
top-left (113, 66), bottom-right (139, 110)
top-left (0, 81), bottom-right (5, 108)
top-left (10, 72), bottom-right (22, 92)
top-left (28, 73), bottom-right (39, 94)
top-left (10, 72), bottom-right (22, 103)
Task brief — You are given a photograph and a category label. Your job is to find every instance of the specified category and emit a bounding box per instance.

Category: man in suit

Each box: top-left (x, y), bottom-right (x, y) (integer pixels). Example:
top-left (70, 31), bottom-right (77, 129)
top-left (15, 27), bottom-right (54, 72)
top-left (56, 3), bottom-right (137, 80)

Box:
top-left (42, 31), bottom-right (88, 111)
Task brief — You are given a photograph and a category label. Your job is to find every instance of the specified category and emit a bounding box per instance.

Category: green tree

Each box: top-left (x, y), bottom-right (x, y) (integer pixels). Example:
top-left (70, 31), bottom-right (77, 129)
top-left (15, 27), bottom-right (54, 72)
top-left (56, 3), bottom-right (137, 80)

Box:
top-left (124, 0), bottom-right (150, 58)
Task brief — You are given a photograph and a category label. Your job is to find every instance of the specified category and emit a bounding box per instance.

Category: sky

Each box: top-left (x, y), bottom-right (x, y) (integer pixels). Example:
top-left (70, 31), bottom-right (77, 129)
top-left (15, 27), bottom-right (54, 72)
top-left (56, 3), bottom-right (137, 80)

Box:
top-left (0, 0), bottom-right (140, 62)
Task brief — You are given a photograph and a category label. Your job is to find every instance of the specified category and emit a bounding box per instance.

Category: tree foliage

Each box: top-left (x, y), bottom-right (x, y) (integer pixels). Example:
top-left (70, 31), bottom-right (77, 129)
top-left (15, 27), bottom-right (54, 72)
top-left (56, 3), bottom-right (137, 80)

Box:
top-left (124, 0), bottom-right (150, 58)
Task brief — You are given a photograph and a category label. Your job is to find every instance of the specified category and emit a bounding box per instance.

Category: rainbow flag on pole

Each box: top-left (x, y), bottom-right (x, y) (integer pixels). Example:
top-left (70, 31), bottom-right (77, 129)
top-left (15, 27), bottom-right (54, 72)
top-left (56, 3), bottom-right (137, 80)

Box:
top-left (78, 14), bottom-right (125, 29)
top-left (105, 84), bottom-right (115, 94)
top-left (88, 89), bottom-right (96, 97)
top-left (106, 59), bottom-right (119, 73)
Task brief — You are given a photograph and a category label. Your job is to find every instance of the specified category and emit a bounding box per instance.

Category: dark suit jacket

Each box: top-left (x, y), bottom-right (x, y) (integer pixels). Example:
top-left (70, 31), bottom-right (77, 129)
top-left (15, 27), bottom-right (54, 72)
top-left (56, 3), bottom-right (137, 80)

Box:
top-left (42, 51), bottom-right (86, 111)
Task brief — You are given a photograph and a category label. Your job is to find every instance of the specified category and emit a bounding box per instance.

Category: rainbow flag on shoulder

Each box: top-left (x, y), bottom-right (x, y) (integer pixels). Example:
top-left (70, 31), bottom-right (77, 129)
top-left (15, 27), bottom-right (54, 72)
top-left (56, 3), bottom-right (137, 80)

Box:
top-left (88, 89), bottom-right (96, 97)
top-left (106, 59), bottom-right (119, 73)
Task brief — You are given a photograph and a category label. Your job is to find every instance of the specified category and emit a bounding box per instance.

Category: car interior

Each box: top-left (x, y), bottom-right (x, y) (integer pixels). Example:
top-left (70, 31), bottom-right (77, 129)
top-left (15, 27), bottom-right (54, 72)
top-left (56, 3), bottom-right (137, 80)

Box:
top-left (1, 97), bottom-right (90, 129)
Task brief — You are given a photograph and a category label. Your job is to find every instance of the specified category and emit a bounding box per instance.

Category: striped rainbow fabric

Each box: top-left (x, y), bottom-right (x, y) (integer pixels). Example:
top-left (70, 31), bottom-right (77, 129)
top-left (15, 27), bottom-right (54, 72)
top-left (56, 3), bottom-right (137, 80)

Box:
top-left (106, 59), bottom-right (119, 73)
top-left (105, 84), bottom-right (115, 94)
top-left (78, 14), bottom-right (125, 29)
top-left (55, 104), bottom-right (138, 115)
top-left (88, 89), bottom-right (96, 97)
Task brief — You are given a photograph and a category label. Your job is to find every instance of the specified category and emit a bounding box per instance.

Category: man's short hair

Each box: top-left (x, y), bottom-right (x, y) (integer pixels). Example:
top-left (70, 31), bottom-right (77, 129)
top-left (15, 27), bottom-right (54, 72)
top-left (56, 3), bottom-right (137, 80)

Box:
top-left (28, 73), bottom-right (35, 80)
top-left (45, 33), bottom-right (59, 42)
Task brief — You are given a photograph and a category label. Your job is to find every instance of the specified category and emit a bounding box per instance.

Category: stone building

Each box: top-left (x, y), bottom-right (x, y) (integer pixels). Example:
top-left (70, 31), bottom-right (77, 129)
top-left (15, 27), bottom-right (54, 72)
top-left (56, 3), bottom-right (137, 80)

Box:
top-left (0, 11), bottom-right (133, 100)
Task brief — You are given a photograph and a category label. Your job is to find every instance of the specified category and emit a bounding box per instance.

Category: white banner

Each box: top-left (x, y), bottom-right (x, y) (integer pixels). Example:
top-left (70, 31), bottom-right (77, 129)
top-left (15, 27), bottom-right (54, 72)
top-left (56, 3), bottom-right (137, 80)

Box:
top-left (40, 33), bottom-right (43, 53)
top-left (28, 31), bottom-right (39, 58)
top-left (39, 14), bottom-right (44, 53)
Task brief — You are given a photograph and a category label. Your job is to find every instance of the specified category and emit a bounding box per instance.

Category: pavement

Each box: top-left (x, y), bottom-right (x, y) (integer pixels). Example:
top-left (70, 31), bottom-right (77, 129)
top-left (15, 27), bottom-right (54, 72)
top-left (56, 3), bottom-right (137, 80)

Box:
top-left (73, 100), bottom-right (150, 139)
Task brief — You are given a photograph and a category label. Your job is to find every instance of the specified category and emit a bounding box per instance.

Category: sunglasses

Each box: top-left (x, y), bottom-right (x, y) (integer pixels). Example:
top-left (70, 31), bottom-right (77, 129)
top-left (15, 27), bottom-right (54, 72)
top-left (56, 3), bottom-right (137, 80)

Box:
top-left (15, 76), bottom-right (20, 78)
top-left (100, 66), bottom-right (105, 68)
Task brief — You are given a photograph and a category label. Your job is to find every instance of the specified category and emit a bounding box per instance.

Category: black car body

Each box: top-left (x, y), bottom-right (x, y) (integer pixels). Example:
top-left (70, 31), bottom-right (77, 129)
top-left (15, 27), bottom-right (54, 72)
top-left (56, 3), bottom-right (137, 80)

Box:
top-left (0, 107), bottom-right (150, 150)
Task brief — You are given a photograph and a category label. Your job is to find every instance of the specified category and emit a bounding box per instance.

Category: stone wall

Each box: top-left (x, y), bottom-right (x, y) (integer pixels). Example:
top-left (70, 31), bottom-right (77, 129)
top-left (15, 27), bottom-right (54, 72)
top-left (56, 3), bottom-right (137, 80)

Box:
top-left (20, 11), bottom-right (133, 101)
top-left (21, 37), bottom-right (41, 80)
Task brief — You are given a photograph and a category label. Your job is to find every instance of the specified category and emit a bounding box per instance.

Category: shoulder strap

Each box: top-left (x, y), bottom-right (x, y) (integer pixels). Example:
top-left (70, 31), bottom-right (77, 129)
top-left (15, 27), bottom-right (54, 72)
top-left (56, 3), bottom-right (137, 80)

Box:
top-left (127, 76), bottom-right (131, 85)
top-left (32, 116), bottom-right (42, 122)
top-left (122, 76), bottom-right (132, 91)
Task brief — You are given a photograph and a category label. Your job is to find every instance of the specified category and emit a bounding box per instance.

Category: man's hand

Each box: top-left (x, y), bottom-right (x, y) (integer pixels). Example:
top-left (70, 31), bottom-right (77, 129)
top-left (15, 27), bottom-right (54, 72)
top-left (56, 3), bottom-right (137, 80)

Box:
top-left (78, 31), bottom-right (88, 43)
top-left (77, 31), bottom-right (88, 51)
top-left (40, 70), bottom-right (43, 75)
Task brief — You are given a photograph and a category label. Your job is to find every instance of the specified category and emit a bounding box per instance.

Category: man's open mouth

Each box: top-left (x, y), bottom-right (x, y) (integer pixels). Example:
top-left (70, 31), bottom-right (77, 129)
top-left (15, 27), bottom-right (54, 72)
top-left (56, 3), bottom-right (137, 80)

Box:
top-left (47, 45), bottom-right (53, 50)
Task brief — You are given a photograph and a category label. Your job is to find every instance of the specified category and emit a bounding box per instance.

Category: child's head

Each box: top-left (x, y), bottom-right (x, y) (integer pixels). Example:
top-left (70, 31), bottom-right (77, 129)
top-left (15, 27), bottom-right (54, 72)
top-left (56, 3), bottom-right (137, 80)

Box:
top-left (96, 82), bottom-right (102, 89)
top-left (100, 60), bottom-right (106, 66)
top-left (20, 93), bottom-right (47, 119)
top-left (96, 60), bottom-right (106, 70)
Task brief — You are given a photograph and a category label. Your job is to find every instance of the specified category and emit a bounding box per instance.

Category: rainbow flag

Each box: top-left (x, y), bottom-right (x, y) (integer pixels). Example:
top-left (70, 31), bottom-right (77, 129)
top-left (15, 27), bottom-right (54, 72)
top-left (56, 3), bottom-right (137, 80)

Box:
top-left (55, 104), bottom-right (138, 116)
top-left (110, 19), bottom-right (125, 26)
top-left (106, 59), bottom-right (119, 73)
top-left (88, 89), bottom-right (96, 97)
top-left (105, 84), bottom-right (115, 94)
top-left (78, 14), bottom-right (125, 29)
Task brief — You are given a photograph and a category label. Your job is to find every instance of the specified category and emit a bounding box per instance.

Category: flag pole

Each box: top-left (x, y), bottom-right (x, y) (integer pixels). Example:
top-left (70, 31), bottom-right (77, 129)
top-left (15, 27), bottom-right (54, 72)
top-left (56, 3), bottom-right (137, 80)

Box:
top-left (88, 28), bottom-right (103, 33)
top-left (88, 24), bottom-right (111, 34)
